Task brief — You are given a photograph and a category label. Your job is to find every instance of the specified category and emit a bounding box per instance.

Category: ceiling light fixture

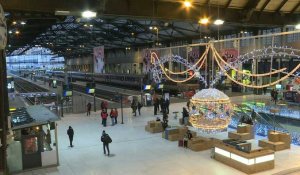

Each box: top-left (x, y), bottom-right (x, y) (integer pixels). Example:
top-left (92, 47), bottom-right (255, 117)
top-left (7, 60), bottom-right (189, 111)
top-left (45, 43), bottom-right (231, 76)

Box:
top-left (296, 24), bottom-right (300, 30)
top-left (15, 30), bottom-right (20, 35)
top-left (214, 19), bottom-right (224, 25)
top-left (81, 10), bottom-right (97, 18)
top-left (8, 30), bottom-right (12, 34)
top-left (149, 26), bottom-right (153, 30)
top-left (183, 1), bottom-right (192, 8)
top-left (20, 21), bottom-right (26, 25)
top-left (12, 21), bottom-right (17, 25)
top-left (199, 18), bottom-right (209, 25)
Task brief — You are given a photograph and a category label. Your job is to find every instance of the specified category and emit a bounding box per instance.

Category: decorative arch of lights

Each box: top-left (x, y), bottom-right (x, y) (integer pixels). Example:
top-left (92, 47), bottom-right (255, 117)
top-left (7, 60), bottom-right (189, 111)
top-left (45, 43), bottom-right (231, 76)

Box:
top-left (150, 43), bottom-right (300, 133)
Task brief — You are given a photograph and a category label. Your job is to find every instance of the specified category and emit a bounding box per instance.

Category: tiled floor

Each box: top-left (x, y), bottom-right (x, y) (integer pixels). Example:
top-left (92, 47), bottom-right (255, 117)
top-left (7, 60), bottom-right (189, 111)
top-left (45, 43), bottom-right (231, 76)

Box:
top-left (14, 95), bottom-right (300, 175)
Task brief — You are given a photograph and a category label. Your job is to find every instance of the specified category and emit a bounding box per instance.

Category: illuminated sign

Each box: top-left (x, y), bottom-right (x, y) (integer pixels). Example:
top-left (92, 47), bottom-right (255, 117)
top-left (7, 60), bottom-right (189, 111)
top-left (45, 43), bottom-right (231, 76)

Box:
top-left (157, 84), bottom-right (164, 89)
top-left (144, 85), bottom-right (151, 90)
top-left (215, 147), bottom-right (274, 165)
top-left (63, 91), bottom-right (72, 97)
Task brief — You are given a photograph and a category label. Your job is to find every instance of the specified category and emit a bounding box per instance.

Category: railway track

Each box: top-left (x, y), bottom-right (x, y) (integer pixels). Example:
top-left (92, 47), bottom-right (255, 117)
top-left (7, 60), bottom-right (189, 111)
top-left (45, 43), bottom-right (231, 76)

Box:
top-left (14, 78), bottom-right (55, 105)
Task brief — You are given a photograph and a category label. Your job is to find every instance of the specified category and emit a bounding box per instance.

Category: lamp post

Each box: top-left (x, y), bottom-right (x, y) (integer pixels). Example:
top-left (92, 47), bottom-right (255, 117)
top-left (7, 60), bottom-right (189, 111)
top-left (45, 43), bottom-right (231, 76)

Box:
top-left (120, 93), bottom-right (124, 124)
top-left (149, 26), bottom-right (159, 46)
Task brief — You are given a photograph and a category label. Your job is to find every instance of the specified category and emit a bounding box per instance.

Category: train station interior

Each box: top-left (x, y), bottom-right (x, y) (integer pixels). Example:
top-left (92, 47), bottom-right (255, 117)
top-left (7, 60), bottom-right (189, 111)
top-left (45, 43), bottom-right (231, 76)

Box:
top-left (0, 0), bottom-right (300, 175)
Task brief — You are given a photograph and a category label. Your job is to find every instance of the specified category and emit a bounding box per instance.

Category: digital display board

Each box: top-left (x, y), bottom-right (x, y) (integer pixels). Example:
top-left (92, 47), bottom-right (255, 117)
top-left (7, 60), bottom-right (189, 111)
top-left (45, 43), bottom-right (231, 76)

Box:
top-left (63, 91), bottom-right (73, 97)
top-left (144, 85), bottom-right (151, 90)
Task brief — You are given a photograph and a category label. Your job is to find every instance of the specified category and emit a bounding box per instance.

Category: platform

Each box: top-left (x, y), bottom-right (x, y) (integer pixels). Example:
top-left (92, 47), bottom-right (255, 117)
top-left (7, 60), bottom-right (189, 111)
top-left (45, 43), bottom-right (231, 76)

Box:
top-left (13, 100), bottom-right (300, 175)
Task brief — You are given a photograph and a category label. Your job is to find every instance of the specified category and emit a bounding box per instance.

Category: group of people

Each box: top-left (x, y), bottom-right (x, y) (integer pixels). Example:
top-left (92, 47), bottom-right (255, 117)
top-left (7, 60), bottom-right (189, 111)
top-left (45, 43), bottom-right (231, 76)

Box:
top-left (67, 126), bottom-right (112, 156)
top-left (86, 100), bottom-right (119, 127)
top-left (131, 99), bottom-right (143, 116)
top-left (101, 108), bottom-right (118, 127)
top-left (153, 97), bottom-right (170, 115)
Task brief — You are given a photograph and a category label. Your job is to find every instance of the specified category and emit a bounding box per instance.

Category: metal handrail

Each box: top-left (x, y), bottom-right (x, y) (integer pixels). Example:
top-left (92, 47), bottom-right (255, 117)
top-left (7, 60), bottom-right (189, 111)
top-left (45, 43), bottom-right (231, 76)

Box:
top-left (235, 104), bottom-right (288, 133)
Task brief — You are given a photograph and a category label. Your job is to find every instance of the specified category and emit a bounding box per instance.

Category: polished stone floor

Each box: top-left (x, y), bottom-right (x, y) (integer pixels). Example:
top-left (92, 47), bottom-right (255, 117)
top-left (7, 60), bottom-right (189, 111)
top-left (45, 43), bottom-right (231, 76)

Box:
top-left (14, 95), bottom-right (300, 175)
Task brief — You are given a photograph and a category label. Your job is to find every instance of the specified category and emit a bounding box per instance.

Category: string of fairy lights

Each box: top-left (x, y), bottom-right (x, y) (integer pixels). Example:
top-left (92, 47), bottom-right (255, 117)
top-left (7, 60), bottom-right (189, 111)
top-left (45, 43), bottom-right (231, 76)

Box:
top-left (149, 41), bottom-right (300, 133)
top-left (150, 44), bottom-right (300, 89)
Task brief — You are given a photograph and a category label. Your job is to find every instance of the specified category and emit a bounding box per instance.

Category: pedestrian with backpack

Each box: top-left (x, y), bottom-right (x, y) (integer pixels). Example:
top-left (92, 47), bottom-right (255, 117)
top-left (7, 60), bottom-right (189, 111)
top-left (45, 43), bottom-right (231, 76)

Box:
top-left (101, 109), bottom-right (108, 127)
top-left (101, 130), bottom-right (112, 156)
top-left (67, 126), bottom-right (74, 147)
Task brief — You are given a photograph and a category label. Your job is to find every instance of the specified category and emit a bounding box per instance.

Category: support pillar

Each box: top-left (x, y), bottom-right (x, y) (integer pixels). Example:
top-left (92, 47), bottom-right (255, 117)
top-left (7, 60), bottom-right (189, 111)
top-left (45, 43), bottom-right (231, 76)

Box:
top-left (0, 49), bottom-right (9, 174)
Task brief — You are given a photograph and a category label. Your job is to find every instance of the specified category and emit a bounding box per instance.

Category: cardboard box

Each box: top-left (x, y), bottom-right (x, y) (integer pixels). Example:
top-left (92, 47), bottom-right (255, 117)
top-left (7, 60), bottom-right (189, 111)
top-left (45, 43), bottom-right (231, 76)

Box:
top-left (268, 132), bottom-right (280, 142)
top-left (237, 125), bottom-right (247, 133)
top-left (168, 134), bottom-right (179, 141)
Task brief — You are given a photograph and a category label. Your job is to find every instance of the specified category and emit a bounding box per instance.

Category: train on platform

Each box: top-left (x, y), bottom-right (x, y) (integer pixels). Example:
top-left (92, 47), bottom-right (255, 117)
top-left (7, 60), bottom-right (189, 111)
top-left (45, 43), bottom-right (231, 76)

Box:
top-left (44, 70), bottom-right (199, 95)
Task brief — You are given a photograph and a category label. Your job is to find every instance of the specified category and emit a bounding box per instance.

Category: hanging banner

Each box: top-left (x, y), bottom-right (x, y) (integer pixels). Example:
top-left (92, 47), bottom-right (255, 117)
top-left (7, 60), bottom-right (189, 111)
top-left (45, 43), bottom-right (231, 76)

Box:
top-left (143, 49), bottom-right (157, 74)
top-left (188, 47), bottom-right (200, 64)
top-left (0, 4), bottom-right (7, 49)
top-left (221, 48), bottom-right (239, 63)
top-left (93, 46), bottom-right (105, 73)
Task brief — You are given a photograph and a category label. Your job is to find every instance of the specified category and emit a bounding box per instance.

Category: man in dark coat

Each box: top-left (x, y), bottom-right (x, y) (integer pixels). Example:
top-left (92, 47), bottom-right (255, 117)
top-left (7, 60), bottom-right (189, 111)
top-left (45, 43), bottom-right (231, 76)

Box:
top-left (87, 102), bottom-right (92, 116)
top-left (165, 98), bottom-right (170, 114)
top-left (101, 130), bottom-right (112, 156)
top-left (67, 126), bottom-right (74, 147)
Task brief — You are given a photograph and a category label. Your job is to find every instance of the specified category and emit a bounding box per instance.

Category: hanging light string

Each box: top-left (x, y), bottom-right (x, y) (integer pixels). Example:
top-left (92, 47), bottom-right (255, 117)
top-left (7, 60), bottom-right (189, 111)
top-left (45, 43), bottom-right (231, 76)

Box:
top-left (151, 51), bottom-right (208, 83)
top-left (213, 48), bottom-right (300, 88)
top-left (213, 47), bottom-right (287, 77)
top-left (150, 45), bottom-right (209, 75)
top-left (150, 42), bottom-right (300, 88)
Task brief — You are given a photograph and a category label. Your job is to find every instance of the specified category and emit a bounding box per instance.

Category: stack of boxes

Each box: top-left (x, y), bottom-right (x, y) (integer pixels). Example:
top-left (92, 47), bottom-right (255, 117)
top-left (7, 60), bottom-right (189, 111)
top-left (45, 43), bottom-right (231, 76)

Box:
top-left (162, 127), bottom-right (196, 141)
top-left (228, 124), bottom-right (254, 140)
top-left (145, 121), bottom-right (163, 133)
top-left (187, 136), bottom-right (213, 151)
top-left (259, 130), bottom-right (291, 151)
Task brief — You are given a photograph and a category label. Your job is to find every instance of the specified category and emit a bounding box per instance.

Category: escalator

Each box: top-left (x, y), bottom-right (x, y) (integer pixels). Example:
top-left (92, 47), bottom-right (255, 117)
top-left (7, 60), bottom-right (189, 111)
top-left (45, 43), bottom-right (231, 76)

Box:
top-left (231, 104), bottom-right (289, 137)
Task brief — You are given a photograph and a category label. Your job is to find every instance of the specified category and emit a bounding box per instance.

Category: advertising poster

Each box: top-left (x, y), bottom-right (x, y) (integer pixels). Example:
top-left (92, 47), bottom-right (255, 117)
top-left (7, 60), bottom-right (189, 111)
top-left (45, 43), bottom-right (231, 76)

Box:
top-left (188, 47), bottom-right (200, 64)
top-left (221, 48), bottom-right (239, 64)
top-left (142, 49), bottom-right (152, 74)
top-left (93, 46), bottom-right (105, 73)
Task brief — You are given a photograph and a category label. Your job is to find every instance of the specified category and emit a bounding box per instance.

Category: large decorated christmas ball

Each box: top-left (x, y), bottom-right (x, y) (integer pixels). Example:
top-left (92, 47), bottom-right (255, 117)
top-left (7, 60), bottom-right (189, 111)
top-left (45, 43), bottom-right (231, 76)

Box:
top-left (189, 88), bottom-right (233, 133)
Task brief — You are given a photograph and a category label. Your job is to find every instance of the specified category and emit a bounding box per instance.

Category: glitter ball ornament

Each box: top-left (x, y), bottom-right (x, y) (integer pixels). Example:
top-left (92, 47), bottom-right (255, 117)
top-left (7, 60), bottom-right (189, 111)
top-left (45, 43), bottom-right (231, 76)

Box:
top-left (189, 88), bottom-right (233, 133)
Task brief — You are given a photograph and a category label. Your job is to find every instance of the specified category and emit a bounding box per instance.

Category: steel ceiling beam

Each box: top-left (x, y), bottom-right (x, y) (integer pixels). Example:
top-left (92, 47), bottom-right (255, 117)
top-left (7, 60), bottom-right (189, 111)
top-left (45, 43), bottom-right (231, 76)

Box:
top-left (225, 0), bottom-right (233, 9)
top-left (2, 0), bottom-right (299, 26)
top-left (243, 0), bottom-right (261, 22)
top-left (290, 1), bottom-right (300, 14)
top-left (260, 0), bottom-right (271, 12)
top-left (276, 0), bottom-right (289, 13)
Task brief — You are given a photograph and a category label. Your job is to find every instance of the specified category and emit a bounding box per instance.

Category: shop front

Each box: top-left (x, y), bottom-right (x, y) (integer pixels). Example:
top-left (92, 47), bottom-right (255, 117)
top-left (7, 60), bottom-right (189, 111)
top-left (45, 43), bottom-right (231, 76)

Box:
top-left (7, 105), bottom-right (60, 174)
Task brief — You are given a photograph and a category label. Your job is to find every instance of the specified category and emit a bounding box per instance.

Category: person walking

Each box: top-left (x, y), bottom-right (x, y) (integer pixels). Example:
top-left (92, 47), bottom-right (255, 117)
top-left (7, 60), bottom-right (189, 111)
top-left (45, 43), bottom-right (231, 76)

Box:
top-left (271, 89), bottom-right (275, 102)
top-left (182, 107), bottom-right (189, 126)
top-left (186, 100), bottom-right (191, 111)
top-left (101, 109), bottom-right (108, 127)
top-left (131, 99), bottom-right (137, 116)
top-left (114, 108), bottom-right (118, 124)
top-left (87, 102), bottom-right (92, 116)
top-left (137, 101), bottom-right (142, 116)
top-left (67, 126), bottom-right (74, 147)
top-left (45, 129), bottom-right (52, 150)
top-left (274, 89), bottom-right (278, 105)
top-left (101, 130), bottom-right (112, 156)
top-left (109, 109), bottom-right (115, 126)
top-left (153, 97), bottom-right (159, 115)
top-left (165, 98), bottom-right (170, 114)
